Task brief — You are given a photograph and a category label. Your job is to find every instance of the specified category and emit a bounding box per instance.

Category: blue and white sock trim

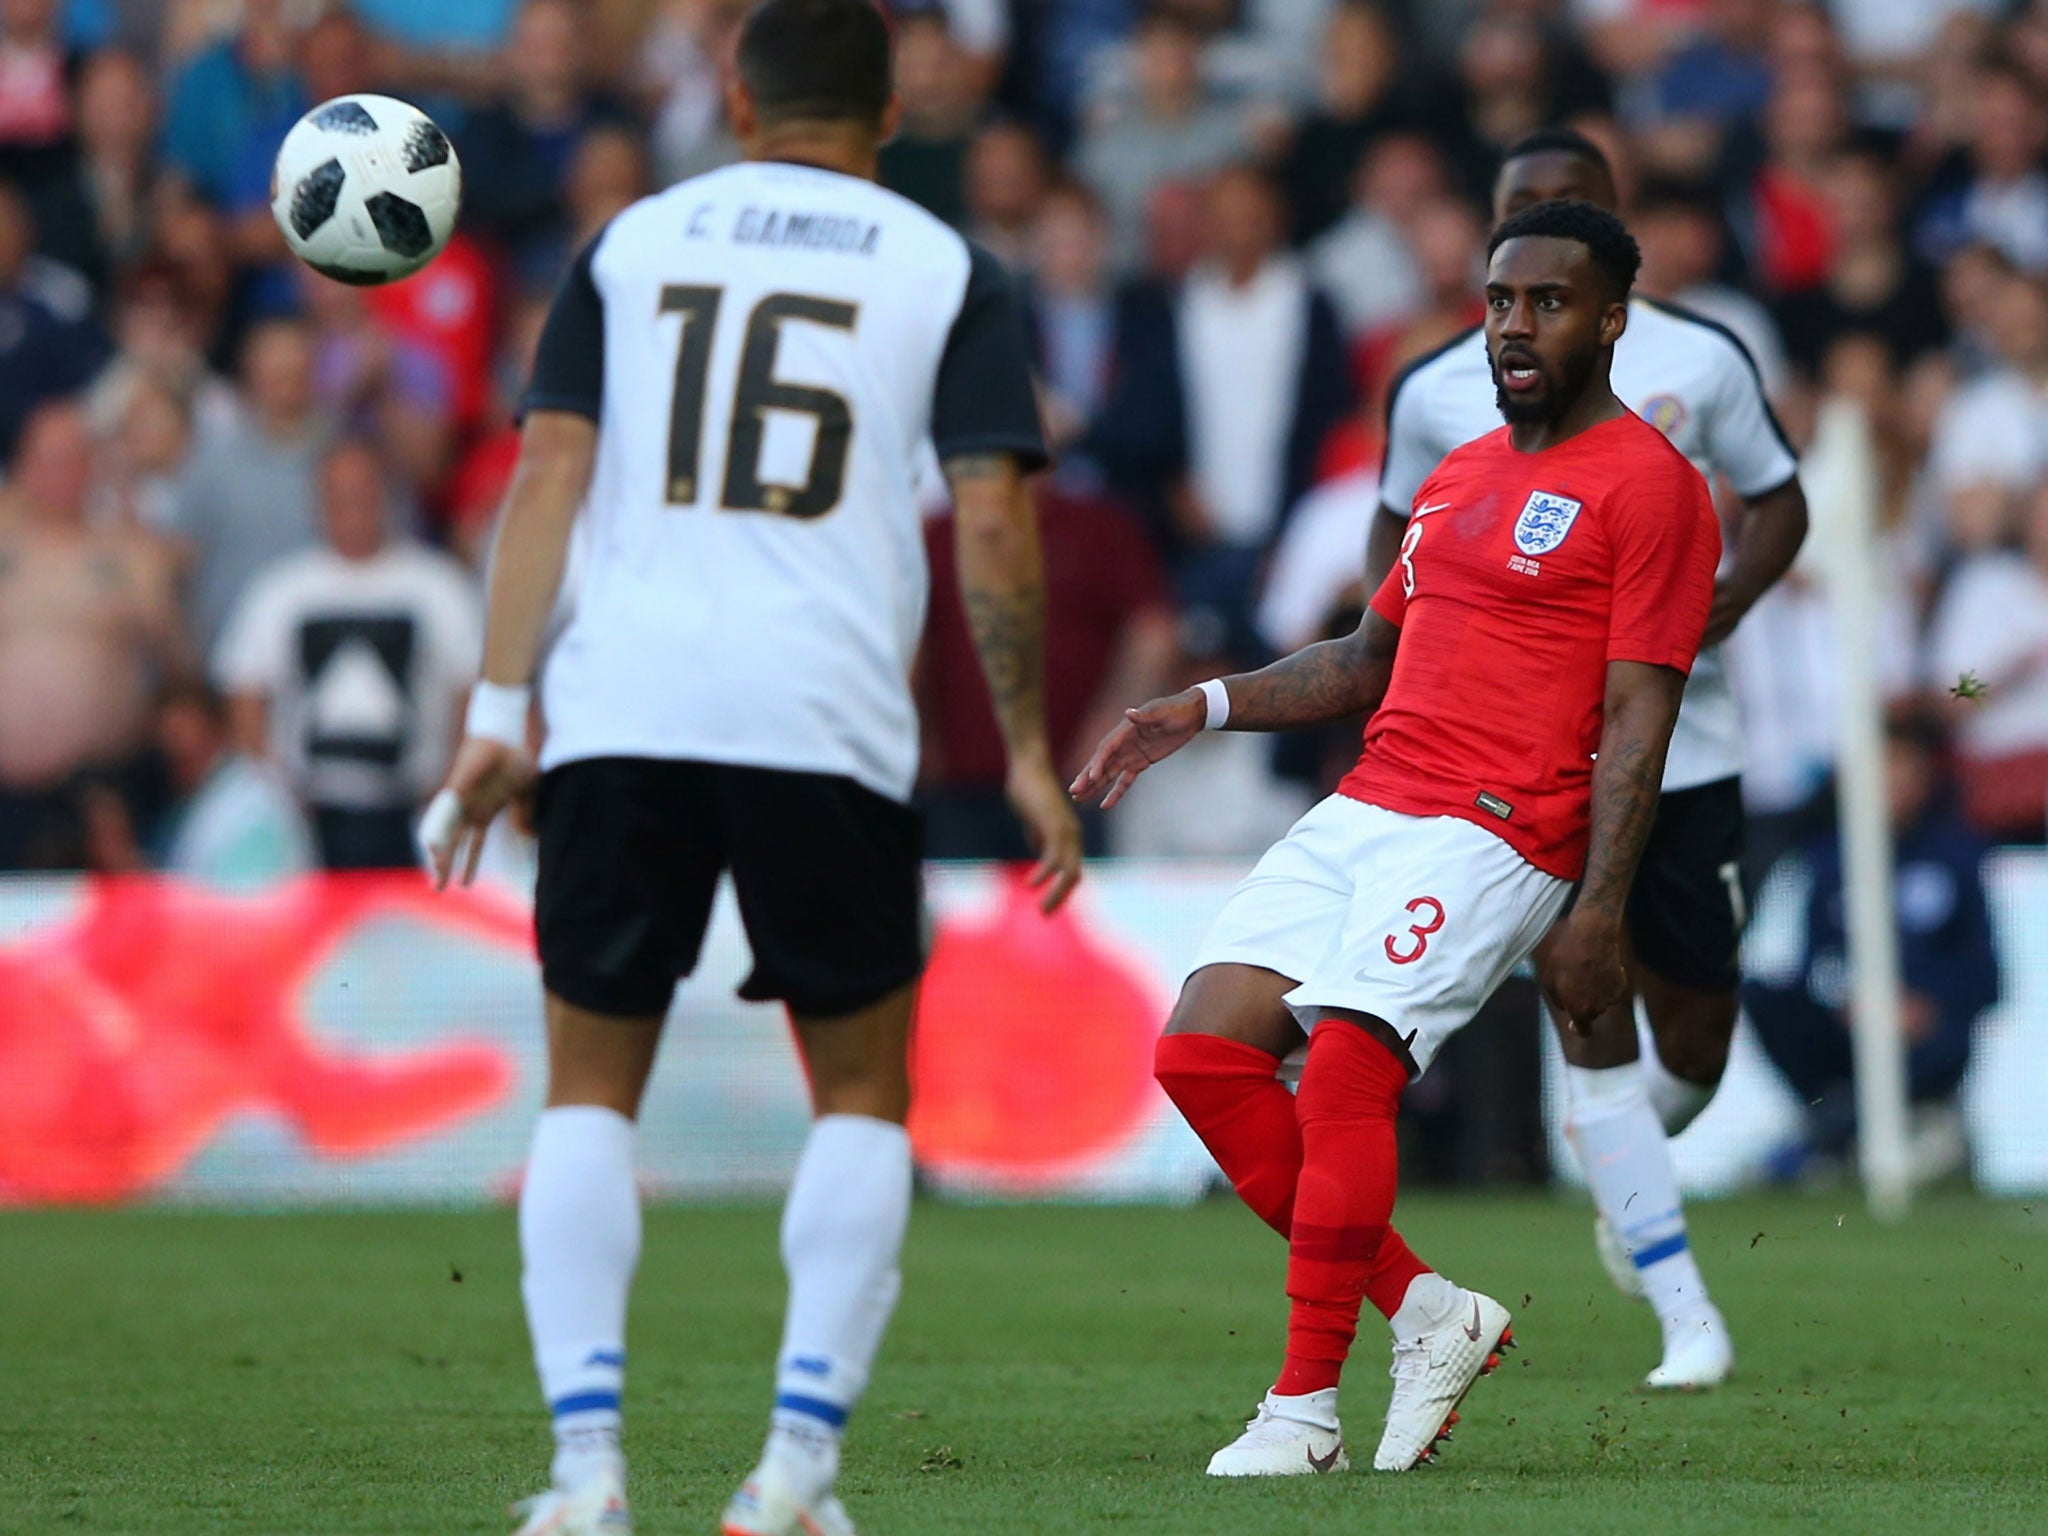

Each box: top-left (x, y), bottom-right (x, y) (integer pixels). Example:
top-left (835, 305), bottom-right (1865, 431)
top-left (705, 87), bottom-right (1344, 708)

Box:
top-left (773, 1393), bottom-right (850, 1430)
top-left (1630, 1231), bottom-right (1690, 1270)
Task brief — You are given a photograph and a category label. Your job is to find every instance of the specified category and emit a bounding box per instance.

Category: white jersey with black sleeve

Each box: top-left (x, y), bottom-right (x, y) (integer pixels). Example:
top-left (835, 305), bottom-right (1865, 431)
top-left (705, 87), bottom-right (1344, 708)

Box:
top-left (524, 160), bottom-right (1048, 802)
top-left (1377, 297), bottom-right (1799, 793)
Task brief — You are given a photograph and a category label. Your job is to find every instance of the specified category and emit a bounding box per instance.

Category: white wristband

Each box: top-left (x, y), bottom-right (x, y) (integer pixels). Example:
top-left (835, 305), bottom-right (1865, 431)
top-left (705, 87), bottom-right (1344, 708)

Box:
top-left (464, 681), bottom-right (531, 749)
top-left (1196, 677), bottom-right (1231, 731)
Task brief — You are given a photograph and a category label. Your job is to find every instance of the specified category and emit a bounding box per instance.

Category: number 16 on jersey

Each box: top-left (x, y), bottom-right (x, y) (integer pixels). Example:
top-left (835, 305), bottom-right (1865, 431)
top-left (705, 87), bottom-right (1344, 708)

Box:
top-left (659, 285), bottom-right (858, 519)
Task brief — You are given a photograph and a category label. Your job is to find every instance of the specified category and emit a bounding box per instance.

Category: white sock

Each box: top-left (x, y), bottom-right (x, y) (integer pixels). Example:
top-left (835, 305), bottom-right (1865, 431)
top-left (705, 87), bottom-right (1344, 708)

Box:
top-left (1266, 1386), bottom-right (1340, 1428)
top-left (1565, 1063), bottom-right (1713, 1340)
top-left (1637, 1015), bottom-right (1715, 1135)
top-left (762, 1114), bottom-right (913, 1501)
top-left (520, 1105), bottom-right (640, 1489)
top-left (1387, 1271), bottom-right (1464, 1340)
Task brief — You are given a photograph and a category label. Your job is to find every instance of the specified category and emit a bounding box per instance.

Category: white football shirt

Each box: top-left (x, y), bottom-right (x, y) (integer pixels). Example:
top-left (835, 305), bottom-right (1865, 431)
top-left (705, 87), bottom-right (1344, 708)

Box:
top-left (525, 160), bottom-right (1047, 800)
top-left (1377, 298), bottom-right (1800, 792)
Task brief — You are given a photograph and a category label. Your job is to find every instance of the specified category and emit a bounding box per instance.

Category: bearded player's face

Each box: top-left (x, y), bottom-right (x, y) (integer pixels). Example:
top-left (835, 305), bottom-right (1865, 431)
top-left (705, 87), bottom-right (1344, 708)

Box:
top-left (1484, 235), bottom-right (1622, 426)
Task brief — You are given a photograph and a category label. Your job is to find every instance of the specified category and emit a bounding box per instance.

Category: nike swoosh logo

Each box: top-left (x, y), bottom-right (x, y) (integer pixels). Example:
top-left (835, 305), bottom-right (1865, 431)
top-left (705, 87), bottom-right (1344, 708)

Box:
top-left (1463, 1299), bottom-right (1484, 1342)
top-left (1414, 501), bottom-right (1452, 518)
top-left (1307, 1444), bottom-right (1341, 1473)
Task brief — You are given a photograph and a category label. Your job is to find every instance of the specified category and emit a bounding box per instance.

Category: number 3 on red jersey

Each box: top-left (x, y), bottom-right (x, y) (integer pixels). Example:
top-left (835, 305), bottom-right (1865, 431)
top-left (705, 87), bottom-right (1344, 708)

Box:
top-left (1397, 520), bottom-right (1423, 600)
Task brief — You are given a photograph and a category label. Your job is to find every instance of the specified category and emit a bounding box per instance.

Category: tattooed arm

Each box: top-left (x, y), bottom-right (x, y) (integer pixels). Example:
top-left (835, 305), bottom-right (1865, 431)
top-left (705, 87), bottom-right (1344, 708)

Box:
top-left (1538, 659), bottom-right (1688, 1026)
top-left (945, 451), bottom-right (1083, 910)
top-left (1071, 608), bottom-right (1400, 809)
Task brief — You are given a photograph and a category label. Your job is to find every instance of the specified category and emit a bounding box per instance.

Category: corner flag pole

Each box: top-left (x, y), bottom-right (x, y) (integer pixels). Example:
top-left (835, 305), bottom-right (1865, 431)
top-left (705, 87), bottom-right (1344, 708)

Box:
top-left (1812, 397), bottom-right (1911, 1220)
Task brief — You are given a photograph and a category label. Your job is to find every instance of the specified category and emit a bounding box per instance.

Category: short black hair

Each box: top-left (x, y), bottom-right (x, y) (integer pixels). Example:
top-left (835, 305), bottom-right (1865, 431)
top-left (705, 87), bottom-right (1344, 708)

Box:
top-left (1486, 198), bottom-right (1641, 302)
top-left (1502, 127), bottom-right (1612, 179)
top-left (735, 0), bottom-right (892, 128)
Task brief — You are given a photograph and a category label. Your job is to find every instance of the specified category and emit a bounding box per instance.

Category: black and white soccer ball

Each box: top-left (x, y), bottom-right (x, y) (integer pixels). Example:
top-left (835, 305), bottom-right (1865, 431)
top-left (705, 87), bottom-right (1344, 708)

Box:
top-left (271, 94), bottom-right (461, 286)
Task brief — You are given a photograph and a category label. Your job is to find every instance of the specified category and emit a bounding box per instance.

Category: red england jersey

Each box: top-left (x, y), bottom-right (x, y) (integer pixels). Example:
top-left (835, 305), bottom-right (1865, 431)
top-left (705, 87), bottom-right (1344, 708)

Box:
top-left (1342, 411), bottom-right (1720, 879)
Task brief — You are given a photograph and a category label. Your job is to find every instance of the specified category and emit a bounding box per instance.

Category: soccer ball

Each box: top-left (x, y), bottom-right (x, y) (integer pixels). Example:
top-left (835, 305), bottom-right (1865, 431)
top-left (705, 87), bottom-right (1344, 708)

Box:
top-left (271, 94), bottom-right (461, 286)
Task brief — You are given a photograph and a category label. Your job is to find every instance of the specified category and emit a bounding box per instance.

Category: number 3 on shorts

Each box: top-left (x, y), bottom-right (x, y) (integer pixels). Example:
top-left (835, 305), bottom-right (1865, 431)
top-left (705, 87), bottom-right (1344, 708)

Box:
top-left (1384, 895), bottom-right (1445, 965)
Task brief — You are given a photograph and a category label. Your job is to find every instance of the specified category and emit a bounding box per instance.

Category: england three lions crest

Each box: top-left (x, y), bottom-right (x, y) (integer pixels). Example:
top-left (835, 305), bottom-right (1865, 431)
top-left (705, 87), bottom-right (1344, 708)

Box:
top-left (1514, 491), bottom-right (1584, 555)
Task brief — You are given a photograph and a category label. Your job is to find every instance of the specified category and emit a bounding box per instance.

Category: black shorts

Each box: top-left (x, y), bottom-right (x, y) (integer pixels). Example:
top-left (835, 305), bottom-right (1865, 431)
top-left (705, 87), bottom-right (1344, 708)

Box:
top-left (1625, 775), bottom-right (1750, 993)
top-left (535, 757), bottom-right (925, 1019)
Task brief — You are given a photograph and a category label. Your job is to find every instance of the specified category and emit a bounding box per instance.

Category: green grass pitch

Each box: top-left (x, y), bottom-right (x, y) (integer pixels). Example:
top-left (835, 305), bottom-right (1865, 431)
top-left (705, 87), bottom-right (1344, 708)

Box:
top-left (4, 1193), bottom-right (2044, 1534)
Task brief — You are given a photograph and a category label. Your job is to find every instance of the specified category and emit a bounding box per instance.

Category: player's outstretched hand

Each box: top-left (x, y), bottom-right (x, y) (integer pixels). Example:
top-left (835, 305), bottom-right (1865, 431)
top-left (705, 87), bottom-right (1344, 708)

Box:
top-left (1535, 911), bottom-right (1628, 1031)
top-left (420, 736), bottom-right (536, 890)
top-left (1069, 690), bottom-right (1206, 810)
top-left (1007, 755), bottom-right (1084, 913)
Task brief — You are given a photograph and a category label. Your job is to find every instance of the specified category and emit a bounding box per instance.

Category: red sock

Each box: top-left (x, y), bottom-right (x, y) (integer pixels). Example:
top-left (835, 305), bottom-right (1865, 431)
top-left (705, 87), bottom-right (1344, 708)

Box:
top-left (1154, 1033), bottom-right (1301, 1236)
top-left (1363, 1228), bottom-right (1431, 1323)
top-left (1274, 1020), bottom-right (1409, 1396)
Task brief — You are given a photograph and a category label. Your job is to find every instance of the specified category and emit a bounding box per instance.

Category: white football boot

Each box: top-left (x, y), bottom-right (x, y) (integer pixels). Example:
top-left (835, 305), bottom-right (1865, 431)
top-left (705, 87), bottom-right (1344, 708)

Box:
top-left (1373, 1289), bottom-right (1514, 1471)
top-left (1645, 1304), bottom-right (1734, 1391)
top-left (720, 1459), bottom-right (857, 1536)
top-left (1205, 1388), bottom-right (1349, 1476)
top-left (508, 1460), bottom-right (631, 1536)
top-left (1594, 1213), bottom-right (1649, 1301)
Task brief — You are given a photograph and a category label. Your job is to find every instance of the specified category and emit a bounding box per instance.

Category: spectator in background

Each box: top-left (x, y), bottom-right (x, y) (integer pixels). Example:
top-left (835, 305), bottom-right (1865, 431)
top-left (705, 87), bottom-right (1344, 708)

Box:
top-left (1833, 0), bottom-right (1991, 129)
top-left (346, 0), bottom-right (519, 52)
top-left (0, 0), bottom-right (81, 202)
top-left (1075, 6), bottom-right (1253, 269)
top-left (0, 402), bottom-right (182, 869)
top-left (1350, 191), bottom-right (1484, 403)
top-left (1915, 61), bottom-right (2048, 275)
top-left (87, 259), bottom-right (239, 449)
top-left (963, 119), bottom-right (1048, 269)
top-left (33, 46), bottom-right (158, 289)
top-left (1448, 8), bottom-right (1612, 198)
top-left (168, 317), bottom-right (326, 648)
top-left (362, 234), bottom-right (500, 441)
top-left (1172, 162), bottom-right (1351, 650)
top-left (1023, 177), bottom-right (1184, 528)
top-left (919, 487), bottom-right (1178, 858)
top-left (879, 14), bottom-right (984, 225)
top-left (1307, 131), bottom-right (1440, 341)
top-left (638, 0), bottom-right (746, 188)
top-left (1740, 61), bottom-right (1844, 293)
top-left (1926, 481), bottom-right (2048, 842)
top-left (1774, 140), bottom-right (1950, 381)
top-left (1923, 268), bottom-right (2048, 537)
top-left (94, 373), bottom-right (192, 534)
top-left (147, 190), bottom-right (240, 368)
top-left (300, 271), bottom-right (453, 502)
top-left (214, 439), bottom-right (481, 871)
top-left (553, 122), bottom-right (649, 271)
top-left (159, 0), bottom-right (303, 207)
top-left (1640, 0), bottom-right (1775, 135)
top-left (1632, 176), bottom-right (1789, 393)
top-left (460, 0), bottom-right (629, 282)
top-left (153, 678), bottom-right (314, 888)
top-left (1281, 1), bottom-right (1430, 245)
top-left (0, 180), bottom-right (106, 465)
top-left (1745, 709), bottom-right (2000, 1182)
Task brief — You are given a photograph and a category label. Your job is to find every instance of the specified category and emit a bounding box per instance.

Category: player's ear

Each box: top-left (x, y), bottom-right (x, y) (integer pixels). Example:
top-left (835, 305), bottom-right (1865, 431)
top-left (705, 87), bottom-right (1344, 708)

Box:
top-left (725, 76), bottom-right (757, 144)
top-left (878, 93), bottom-right (903, 147)
top-left (1601, 300), bottom-right (1628, 347)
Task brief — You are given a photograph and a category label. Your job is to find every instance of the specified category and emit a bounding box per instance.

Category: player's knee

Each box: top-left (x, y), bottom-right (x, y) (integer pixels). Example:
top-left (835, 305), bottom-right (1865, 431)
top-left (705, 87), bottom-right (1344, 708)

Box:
top-left (1162, 965), bottom-right (1303, 1056)
top-left (1552, 999), bottom-right (1639, 1070)
top-left (808, 1060), bottom-right (911, 1124)
top-left (1647, 992), bottom-right (1736, 1087)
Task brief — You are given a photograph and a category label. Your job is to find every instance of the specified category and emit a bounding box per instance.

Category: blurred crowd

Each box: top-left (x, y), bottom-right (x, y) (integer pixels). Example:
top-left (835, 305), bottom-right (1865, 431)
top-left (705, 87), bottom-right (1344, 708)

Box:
top-left (0, 0), bottom-right (2046, 885)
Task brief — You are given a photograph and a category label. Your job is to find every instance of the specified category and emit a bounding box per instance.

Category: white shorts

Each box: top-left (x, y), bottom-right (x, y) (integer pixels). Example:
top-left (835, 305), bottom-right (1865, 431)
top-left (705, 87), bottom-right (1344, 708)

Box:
top-left (1190, 796), bottom-right (1572, 1076)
